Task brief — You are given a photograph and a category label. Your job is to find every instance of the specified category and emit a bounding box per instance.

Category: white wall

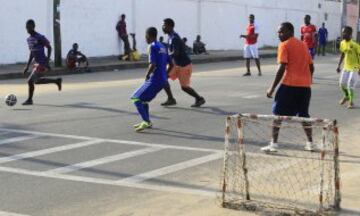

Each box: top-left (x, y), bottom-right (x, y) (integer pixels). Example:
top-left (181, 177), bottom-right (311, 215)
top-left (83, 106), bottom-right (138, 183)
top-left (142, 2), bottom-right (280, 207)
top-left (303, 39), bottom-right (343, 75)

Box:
top-left (0, 0), bottom-right (348, 64)
top-left (0, 0), bottom-right (52, 64)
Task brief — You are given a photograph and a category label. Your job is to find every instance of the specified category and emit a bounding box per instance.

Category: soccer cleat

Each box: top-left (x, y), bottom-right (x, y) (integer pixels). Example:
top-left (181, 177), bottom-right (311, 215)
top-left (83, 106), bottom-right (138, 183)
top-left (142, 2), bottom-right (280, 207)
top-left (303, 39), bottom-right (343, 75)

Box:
top-left (161, 98), bottom-right (177, 106)
top-left (134, 121), bottom-right (152, 132)
top-left (304, 141), bottom-right (315, 151)
top-left (133, 122), bottom-right (152, 128)
top-left (191, 97), bottom-right (206, 107)
top-left (347, 102), bottom-right (354, 109)
top-left (243, 72), bottom-right (251, 76)
top-left (261, 142), bottom-right (279, 152)
top-left (56, 78), bottom-right (62, 91)
top-left (339, 97), bottom-right (348, 105)
top-left (258, 72), bottom-right (262, 76)
top-left (22, 99), bottom-right (33, 106)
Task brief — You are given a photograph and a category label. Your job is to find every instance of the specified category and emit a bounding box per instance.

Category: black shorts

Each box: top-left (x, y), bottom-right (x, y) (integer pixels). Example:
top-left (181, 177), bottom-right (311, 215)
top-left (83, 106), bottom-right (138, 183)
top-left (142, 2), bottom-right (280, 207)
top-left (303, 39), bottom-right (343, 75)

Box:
top-left (272, 84), bottom-right (311, 117)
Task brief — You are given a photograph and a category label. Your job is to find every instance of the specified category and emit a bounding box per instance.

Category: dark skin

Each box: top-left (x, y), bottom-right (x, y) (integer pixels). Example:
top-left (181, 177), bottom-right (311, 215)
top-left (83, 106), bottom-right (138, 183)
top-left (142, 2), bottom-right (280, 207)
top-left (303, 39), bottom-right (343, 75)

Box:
top-left (267, 24), bottom-right (314, 143)
top-left (267, 25), bottom-right (314, 98)
top-left (162, 21), bottom-right (180, 61)
top-left (301, 15), bottom-right (317, 44)
top-left (336, 28), bottom-right (358, 74)
top-left (24, 23), bottom-right (52, 75)
top-left (240, 15), bottom-right (258, 41)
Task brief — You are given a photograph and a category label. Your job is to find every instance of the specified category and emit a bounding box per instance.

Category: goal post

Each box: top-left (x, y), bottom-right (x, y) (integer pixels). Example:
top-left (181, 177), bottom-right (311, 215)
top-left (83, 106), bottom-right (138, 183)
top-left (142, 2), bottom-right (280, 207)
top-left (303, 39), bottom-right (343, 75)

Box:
top-left (221, 113), bottom-right (341, 215)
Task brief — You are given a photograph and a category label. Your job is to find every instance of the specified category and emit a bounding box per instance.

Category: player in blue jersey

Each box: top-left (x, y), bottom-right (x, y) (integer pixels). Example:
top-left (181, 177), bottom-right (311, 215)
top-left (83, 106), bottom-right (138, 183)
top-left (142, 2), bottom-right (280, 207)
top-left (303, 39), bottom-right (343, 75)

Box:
top-left (131, 27), bottom-right (171, 132)
top-left (23, 19), bottom-right (62, 105)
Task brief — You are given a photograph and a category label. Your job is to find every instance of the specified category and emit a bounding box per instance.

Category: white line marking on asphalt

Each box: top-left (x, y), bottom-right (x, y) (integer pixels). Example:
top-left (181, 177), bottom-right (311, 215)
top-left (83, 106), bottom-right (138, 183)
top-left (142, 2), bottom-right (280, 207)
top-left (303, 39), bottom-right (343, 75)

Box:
top-left (242, 94), bottom-right (259, 99)
top-left (0, 128), bottom-right (221, 153)
top-left (0, 166), bottom-right (215, 197)
top-left (0, 210), bottom-right (30, 216)
top-left (44, 146), bottom-right (163, 174)
top-left (0, 135), bottom-right (42, 146)
top-left (0, 140), bottom-right (104, 164)
top-left (117, 153), bottom-right (223, 184)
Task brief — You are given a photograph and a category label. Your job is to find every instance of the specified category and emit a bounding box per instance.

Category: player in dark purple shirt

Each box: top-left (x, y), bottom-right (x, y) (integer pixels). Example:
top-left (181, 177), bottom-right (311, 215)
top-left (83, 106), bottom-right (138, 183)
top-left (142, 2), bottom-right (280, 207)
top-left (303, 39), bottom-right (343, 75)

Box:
top-left (23, 19), bottom-right (62, 105)
top-left (161, 18), bottom-right (205, 107)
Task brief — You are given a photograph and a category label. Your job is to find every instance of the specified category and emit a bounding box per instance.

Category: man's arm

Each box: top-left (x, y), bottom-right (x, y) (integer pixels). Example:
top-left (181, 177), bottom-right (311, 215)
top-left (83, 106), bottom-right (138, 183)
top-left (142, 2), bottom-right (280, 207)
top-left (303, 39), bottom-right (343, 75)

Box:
top-left (24, 52), bottom-right (34, 74)
top-left (336, 53), bottom-right (344, 73)
top-left (309, 63), bottom-right (314, 77)
top-left (145, 63), bottom-right (156, 80)
top-left (266, 63), bottom-right (286, 98)
top-left (45, 43), bottom-right (52, 67)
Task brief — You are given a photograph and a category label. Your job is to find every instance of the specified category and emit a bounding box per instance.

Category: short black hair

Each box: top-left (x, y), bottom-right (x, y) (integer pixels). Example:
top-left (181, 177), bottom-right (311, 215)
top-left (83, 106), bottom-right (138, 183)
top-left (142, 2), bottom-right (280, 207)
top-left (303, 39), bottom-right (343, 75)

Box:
top-left (26, 19), bottom-right (35, 26)
top-left (73, 43), bottom-right (78, 46)
top-left (146, 27), bottom-right (158, 38)
top-left (305, 14), bottom-right (311, 19)
top-left (164, 18), bottom-right (175, 28)
top-left (249, 14), bottom-right (255, 17)
top-left (281, 22), bottom-right (294, 34)
top-left (121, 14), bottom-right (125, 17)
top-left (344, 26), bottom-right (353, 34)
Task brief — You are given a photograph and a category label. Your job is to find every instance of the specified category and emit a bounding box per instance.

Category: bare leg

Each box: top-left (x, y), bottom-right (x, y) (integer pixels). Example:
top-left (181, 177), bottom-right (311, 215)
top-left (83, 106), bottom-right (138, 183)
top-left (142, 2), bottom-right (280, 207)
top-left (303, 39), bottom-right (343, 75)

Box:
top-left (243, 58), bottom-right (251, 76)
top-left (302, 122), bottom-right (313, 142)
top-left (255, 58), bottom-right (262, 76)
top-left (272, 120), bottom-right (282, 143)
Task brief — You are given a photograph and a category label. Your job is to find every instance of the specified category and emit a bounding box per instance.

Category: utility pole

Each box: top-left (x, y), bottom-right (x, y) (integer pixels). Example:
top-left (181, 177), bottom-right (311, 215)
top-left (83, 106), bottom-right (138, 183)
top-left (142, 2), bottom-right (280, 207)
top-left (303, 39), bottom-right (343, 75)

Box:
top-left (53, 0), bottom-right (62, 67)
top-left (341, 0), bottom-right (347, 32)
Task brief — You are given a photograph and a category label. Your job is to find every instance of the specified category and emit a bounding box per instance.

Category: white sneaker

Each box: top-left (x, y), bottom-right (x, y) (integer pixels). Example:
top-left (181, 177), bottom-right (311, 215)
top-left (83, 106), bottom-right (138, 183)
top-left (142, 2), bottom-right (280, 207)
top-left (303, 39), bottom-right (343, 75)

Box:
top-left (304, 141), bottom-right (314, 151)
top-left (261, 142), bottom-right (279, 152)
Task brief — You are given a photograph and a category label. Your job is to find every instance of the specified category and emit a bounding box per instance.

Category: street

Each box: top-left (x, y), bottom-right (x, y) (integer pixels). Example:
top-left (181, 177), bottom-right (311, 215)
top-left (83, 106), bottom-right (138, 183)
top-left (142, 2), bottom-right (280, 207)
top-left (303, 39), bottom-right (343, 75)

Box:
top-left (0, 56), bottom-right (359, 216)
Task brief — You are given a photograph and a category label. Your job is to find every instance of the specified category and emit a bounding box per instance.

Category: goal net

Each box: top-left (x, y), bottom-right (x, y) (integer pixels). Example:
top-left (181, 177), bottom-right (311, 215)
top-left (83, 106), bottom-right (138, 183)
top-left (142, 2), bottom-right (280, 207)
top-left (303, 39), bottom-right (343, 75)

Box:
top-left (220, 113), bottom-right (341, 215)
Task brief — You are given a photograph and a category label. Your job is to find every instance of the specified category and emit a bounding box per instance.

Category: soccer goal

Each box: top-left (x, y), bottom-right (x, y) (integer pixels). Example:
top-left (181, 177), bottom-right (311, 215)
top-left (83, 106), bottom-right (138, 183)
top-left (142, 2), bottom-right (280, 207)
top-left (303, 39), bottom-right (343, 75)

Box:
top-left (220, 113), bottom-right (341, 215)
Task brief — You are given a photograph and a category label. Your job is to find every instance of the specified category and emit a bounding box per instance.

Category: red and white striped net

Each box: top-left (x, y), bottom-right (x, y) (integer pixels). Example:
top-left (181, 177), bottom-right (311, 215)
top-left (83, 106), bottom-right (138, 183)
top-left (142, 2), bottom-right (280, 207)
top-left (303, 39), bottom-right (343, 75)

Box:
top-left (220, 114), bottom-right (340, 215)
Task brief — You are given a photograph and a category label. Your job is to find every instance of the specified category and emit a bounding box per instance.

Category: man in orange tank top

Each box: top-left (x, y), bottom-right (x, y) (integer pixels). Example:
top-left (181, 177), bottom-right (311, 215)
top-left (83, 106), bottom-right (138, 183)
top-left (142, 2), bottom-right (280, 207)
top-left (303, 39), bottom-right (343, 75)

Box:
top-left (262, 22), bottom-right (315, 153)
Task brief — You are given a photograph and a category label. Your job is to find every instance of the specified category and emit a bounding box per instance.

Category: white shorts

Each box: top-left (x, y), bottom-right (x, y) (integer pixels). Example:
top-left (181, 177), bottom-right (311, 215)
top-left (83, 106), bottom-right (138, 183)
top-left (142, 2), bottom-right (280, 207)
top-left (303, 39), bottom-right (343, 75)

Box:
top-left (243, 44), bottom-right (259, 59)
top-left (339, 70), bottom-right (359, 89)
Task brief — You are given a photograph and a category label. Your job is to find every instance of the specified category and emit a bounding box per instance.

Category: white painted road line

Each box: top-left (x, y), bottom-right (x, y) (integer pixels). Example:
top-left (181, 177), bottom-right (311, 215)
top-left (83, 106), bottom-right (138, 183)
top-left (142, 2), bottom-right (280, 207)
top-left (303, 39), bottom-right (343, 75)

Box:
top-left (0, 135), bottom-right (42, 146)
top-left (0, 139), bottom-right (104, 164)
top-left (0, 166), bottom-right (215, 197)
top-left (0, 128), bottom-right (222, 153)
top-left (0, 210), bottom-right (30, 216)
top-left (117, 153), bottom-right (223, 184)
top-left (44, 146), bottom-right (163, 174)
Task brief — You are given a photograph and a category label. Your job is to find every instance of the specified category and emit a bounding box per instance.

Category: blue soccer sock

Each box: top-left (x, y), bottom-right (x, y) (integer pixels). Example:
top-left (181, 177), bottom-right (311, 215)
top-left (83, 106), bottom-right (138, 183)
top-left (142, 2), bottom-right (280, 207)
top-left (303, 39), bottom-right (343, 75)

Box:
top-left (133, 99), bottom-right (150, 123)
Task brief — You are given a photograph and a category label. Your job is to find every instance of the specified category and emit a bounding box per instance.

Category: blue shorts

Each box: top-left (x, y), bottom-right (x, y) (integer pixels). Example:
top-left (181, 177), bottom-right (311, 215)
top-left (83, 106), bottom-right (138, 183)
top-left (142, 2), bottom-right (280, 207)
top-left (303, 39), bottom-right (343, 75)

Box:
top-left (308, 48), bottom-right (315, 59)
top-left (131, 81), bottom-right (165, 102)
top-left (272, 85), bottom-right (311, 117)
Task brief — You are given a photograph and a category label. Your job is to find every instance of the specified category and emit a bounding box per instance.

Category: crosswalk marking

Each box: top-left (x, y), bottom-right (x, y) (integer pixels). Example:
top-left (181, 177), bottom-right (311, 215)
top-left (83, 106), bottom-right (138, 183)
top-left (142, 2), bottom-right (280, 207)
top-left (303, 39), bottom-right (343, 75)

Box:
top-left (44, 146), bottom-right (163, 174)
top-left (0, 135), bottom-right (42, 146)
top-left (117, 153), bottom-right (223, 184)
top-left (0, 139), bottom-right (104, 164)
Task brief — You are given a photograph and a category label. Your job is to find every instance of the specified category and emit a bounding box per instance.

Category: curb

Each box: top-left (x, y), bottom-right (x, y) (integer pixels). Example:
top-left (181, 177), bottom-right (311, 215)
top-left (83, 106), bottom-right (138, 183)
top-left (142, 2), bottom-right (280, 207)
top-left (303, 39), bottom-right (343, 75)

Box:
top-left (0, 53), bottom-right (277, 80)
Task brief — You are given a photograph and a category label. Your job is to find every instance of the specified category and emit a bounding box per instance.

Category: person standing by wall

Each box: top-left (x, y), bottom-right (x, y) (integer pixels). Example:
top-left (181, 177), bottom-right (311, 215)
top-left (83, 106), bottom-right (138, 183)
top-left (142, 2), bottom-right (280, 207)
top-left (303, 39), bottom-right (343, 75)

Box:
top-left (116, 14), bottom-right (131, 59)
top-left (317, 23), bottom-right (328, 56)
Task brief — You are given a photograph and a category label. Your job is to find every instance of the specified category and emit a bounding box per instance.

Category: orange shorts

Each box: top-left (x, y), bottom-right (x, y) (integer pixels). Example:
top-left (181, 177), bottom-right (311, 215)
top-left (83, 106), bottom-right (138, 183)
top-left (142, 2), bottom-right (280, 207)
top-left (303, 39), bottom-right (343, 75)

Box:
top-left (168, 64), bottom-right (192, 87)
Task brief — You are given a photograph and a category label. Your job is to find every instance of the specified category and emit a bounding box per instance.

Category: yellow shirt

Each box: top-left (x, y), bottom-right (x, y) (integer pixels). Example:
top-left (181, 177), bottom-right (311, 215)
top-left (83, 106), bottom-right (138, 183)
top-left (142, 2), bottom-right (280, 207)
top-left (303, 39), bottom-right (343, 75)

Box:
top-left (340, 39), bottom-right (360, 71)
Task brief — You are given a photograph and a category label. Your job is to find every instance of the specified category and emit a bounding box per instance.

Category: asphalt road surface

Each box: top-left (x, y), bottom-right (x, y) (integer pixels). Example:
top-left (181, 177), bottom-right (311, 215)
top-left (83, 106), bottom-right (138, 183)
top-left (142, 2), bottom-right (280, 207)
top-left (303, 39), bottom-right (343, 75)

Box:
top-left (0, 56), bottom-right (359, 216)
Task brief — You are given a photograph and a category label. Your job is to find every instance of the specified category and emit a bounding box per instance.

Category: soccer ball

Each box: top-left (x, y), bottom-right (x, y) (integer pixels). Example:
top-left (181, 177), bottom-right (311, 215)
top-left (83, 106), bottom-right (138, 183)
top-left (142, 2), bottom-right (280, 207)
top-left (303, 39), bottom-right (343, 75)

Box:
top-left (5, 94), bottom-right (17, 106)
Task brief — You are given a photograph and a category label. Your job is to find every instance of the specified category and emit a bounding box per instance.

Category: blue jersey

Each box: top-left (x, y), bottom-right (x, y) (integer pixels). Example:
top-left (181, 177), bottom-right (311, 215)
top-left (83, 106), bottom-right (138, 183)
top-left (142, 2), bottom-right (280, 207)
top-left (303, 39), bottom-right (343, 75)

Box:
top-left (318, 27), bottom-right (328, 44)
top-left (148, 41), bottom-right (168, 84)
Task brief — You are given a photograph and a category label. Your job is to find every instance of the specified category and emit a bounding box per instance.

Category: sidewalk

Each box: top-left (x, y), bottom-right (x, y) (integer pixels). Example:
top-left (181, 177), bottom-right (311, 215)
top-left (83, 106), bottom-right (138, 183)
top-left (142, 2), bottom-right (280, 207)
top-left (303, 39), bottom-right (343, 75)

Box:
top-left (0, 49), bottom-right (277, 80)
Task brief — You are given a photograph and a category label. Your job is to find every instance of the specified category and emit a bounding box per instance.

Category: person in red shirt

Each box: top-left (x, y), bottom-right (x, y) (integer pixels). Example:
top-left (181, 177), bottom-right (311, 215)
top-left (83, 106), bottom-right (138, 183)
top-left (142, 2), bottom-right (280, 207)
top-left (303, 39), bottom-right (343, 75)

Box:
top-left (300, 15), bottom-right (317, 59)
top-left (263, 22), bottom-right (314, 152)
top-left (240, 14), bottom-right (262, 76)
top-left (116, 14), bottom-right (131, 58)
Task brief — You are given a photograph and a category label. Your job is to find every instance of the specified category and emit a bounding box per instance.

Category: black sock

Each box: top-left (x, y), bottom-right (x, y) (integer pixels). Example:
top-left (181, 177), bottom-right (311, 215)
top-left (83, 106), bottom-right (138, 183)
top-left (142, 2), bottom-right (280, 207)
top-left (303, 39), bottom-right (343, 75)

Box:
top-left (181, 86), bottom-right (201, 100)
top-left (28, 82), bottom-right (34, 100)
top-left (163, 82), bottom-right (175, 100)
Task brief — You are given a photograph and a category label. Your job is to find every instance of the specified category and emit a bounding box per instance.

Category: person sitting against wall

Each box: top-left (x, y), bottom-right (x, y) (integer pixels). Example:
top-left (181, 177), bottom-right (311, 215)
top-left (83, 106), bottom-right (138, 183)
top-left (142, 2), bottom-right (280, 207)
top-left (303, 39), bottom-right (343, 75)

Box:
top-left (182, 37), bottom-right (193, 55)
top-left (66, 43), bottom-right (89, 71)
top-left (193, 35), bottom-right (208, 55)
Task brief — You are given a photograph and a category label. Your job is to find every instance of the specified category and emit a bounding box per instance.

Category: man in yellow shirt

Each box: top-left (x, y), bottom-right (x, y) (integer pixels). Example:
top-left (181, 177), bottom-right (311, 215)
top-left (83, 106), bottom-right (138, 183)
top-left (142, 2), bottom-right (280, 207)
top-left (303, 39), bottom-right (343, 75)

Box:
top-left (336, 26), bottom-right (360, 109)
